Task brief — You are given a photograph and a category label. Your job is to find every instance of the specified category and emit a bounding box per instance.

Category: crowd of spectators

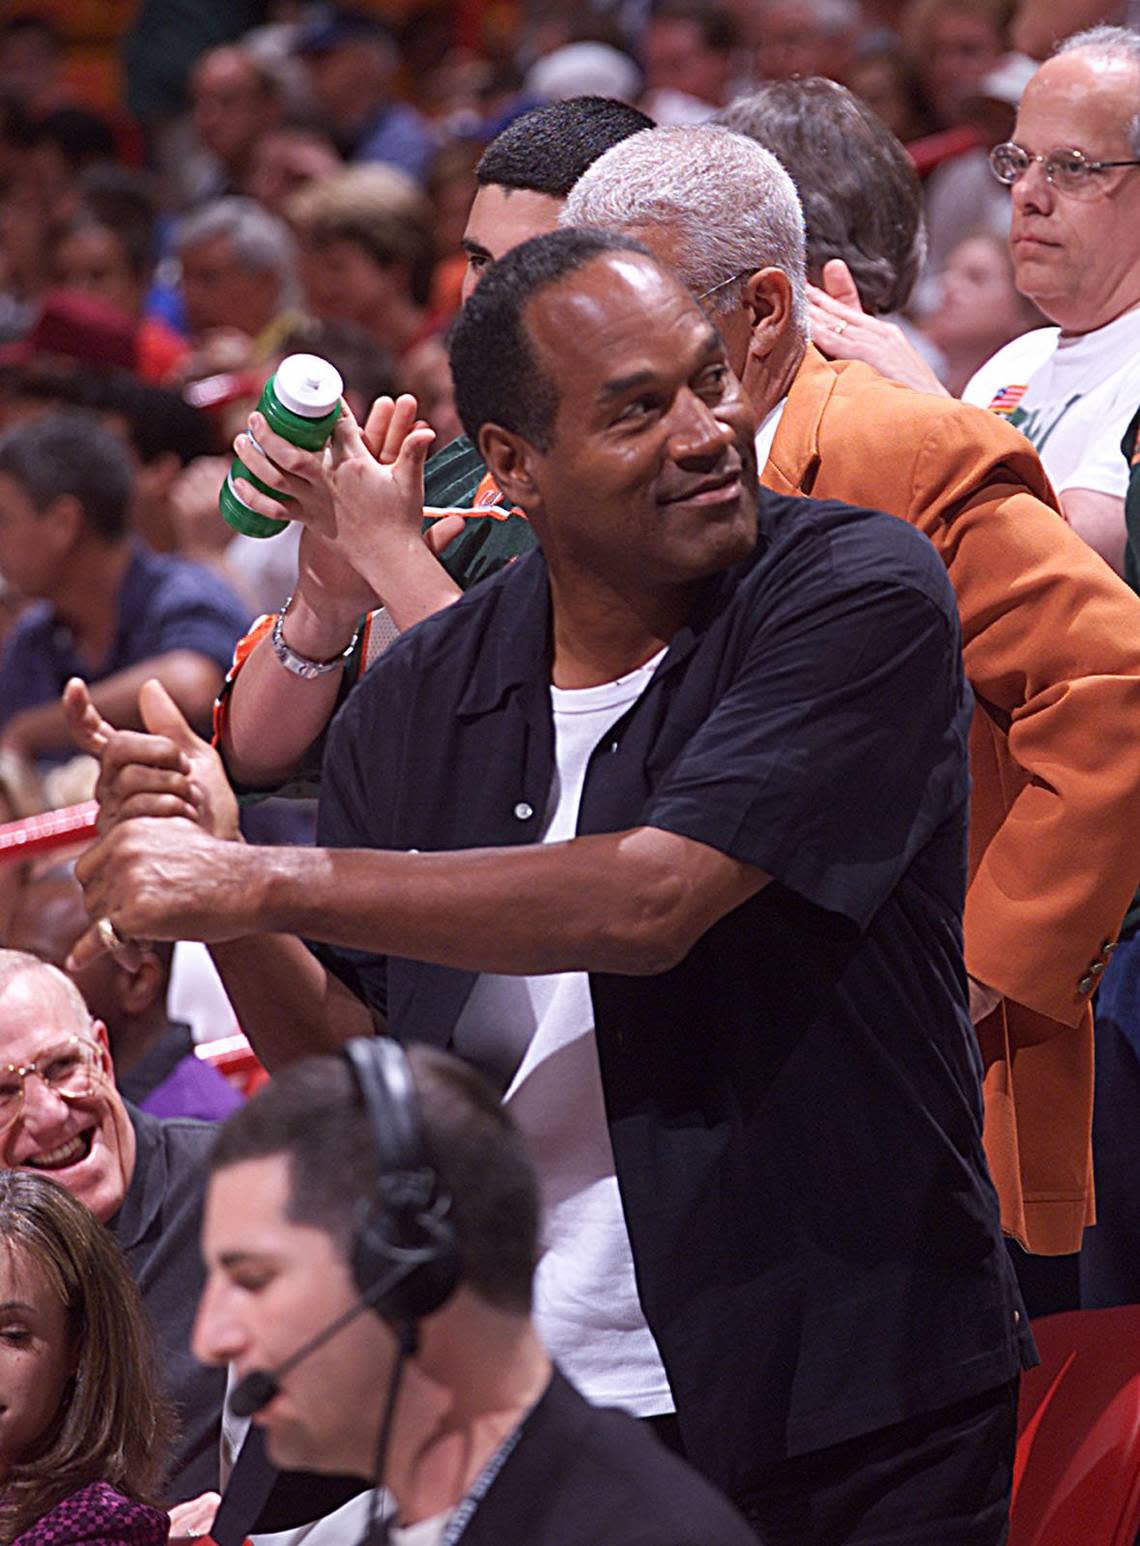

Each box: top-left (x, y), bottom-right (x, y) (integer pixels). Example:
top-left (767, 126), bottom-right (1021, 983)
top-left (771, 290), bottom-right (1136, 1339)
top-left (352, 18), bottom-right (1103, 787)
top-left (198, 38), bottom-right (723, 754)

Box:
top-left (1, 0), bottom-right (1140, 1542)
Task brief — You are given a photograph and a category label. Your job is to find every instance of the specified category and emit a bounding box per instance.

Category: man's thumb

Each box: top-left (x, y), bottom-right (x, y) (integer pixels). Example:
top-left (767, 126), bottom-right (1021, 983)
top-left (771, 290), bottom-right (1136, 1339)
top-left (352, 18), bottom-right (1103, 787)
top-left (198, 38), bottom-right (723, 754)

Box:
top-left (139, 679), bottom-right (204, 750)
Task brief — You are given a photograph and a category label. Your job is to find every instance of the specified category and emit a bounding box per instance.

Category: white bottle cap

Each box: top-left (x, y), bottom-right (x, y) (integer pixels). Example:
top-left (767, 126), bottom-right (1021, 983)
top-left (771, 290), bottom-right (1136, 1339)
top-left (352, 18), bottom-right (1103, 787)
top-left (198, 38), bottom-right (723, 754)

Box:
top-left (273, 353), bottom-right (344, 417)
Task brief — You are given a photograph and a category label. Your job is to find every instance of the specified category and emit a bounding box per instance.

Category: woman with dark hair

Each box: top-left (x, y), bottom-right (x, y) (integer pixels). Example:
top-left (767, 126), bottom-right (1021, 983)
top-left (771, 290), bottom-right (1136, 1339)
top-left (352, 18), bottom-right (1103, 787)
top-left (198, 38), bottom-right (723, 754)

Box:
top-left (0, 1169), bottom-right (172, 1545)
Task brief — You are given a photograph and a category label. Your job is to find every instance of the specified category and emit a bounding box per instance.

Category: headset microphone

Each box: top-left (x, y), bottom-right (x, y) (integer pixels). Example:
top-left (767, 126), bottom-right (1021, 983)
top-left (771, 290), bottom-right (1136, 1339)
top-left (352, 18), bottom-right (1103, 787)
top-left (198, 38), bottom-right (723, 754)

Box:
top-left (228, 1254), bottom-right (429, 1419)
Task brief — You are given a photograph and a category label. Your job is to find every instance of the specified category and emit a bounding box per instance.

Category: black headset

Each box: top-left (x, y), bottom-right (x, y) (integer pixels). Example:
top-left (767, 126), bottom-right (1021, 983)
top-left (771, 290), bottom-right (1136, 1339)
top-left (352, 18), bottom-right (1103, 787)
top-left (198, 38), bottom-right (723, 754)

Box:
top-left (342, 1037), bottom-right (463, 1325)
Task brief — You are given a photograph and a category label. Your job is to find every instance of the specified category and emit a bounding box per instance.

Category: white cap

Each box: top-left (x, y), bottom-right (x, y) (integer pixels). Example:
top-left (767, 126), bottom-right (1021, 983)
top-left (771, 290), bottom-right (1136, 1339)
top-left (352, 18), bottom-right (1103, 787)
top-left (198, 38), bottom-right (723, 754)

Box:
top-left (524, 43), bottom-right (641, 105)
top-left (274, 353), bottom-right (344, 417)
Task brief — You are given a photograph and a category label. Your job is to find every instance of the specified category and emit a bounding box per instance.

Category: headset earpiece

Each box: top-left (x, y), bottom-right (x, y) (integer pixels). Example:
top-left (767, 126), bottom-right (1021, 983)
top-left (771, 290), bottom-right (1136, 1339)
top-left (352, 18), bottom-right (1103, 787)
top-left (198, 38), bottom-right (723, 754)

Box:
top-left (343, 1038), bottom-right (463, 1324)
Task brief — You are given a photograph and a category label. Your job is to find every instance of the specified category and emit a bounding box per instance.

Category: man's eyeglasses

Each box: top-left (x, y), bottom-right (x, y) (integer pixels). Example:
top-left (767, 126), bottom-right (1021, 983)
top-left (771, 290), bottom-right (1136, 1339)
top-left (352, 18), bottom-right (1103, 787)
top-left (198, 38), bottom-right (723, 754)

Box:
top-left (0, 1036), bottom-right (105, 1133)
top-left (989, 141), bottom-right (1140, 198)
top-left (696, 269), bottom-right (752, 308)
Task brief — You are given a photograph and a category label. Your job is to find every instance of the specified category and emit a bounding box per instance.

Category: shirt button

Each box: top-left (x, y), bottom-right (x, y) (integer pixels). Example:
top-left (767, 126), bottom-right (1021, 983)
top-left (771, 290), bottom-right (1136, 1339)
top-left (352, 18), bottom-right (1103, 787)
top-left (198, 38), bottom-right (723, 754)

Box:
top-left (513, 802), bottom-right (534, 821)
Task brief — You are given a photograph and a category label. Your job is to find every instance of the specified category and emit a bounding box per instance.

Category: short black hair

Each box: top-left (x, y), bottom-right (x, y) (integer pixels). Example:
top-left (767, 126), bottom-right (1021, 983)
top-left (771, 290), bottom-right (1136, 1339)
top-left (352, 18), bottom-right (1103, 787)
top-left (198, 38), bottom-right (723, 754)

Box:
top-left (209, 1044), bottom-right (541, 1315)
top-left (475, 96), bottom-right (654, 197)
top-left (719, 79), bottom-right (925, 316)
top-left (0, 409), bottom-right (131, 539)
top-left (450, 226), bottom-right (651, 453)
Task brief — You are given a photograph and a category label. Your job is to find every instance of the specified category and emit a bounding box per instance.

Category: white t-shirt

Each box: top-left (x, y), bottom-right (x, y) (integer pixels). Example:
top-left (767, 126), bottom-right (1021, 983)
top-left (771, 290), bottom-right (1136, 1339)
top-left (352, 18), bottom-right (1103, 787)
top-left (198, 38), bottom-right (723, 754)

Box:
top-left (962, 307), bottom-right (1140, 500)
top-left (390, 1512), bottom-right (452, 1546)
top-left (452, 650), bottom-right (674, 1417)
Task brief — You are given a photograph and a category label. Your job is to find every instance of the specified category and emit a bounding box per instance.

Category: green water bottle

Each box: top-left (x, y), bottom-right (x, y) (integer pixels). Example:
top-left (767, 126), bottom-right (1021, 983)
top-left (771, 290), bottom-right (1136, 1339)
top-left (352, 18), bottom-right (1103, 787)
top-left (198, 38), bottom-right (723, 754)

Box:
top-left (219, 353), bottom-right (344, 538)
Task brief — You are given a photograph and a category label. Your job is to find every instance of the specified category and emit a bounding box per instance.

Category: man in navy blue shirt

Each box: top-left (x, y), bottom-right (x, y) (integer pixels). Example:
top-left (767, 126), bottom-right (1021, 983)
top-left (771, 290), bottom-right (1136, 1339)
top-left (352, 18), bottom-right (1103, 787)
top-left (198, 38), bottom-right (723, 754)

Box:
top-left (77, 232), bottom-right (1031, 1544)
top-left (0, 408), bottom-right (249, 768)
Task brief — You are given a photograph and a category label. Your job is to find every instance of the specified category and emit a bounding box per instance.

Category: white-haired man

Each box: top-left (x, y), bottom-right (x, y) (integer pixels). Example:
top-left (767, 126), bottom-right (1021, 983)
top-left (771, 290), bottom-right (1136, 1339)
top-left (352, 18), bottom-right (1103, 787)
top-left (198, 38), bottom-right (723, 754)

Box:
top-left (561, 119), bottom-right (1140, 1275)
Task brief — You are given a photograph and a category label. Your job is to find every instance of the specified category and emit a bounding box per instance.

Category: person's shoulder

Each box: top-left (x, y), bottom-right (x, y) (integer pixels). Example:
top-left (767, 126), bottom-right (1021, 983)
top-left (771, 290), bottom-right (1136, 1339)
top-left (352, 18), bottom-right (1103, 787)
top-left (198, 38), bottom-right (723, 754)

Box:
top-left (554, 1398), bottom-right (756, 1545)
top-left (962, 326), bottom-right (1060, 405)
top-left (760, 487), bottom-right (949, 588)
top-left (130, 1098), bottom-right (217, 1163)
top-left (823, 356), bottom-right (1038, 448)
top-left (128, 545), bottom-right (249, 624)
top-left (14, 1482), bottom-right (167, 1546)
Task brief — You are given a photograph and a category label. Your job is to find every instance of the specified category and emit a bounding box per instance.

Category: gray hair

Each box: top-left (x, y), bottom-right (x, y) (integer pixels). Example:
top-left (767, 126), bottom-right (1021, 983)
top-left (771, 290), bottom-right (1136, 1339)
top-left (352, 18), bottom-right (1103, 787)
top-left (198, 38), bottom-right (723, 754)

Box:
top-left (719, 80), bottom-right (926, 315)
top-left (1056, 25), bottom-right (1140, 155)
top-left (175, 195), bottom-right (300, 308)
top-left (561, 124), bottom-right (808, 335)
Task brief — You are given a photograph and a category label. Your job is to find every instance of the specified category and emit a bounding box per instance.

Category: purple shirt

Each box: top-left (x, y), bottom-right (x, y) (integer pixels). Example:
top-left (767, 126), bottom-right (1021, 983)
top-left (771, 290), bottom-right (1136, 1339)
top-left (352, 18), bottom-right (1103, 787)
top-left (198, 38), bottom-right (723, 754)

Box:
top-left (118, 1022), bottom-right (243, 1122)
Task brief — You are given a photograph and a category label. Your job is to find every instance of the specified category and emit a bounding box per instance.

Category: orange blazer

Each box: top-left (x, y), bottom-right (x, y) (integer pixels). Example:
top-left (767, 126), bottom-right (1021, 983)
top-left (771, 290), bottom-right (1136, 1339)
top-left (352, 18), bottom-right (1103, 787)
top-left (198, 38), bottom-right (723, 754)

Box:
top-left (763, 347), bottom-right (1140, 1254)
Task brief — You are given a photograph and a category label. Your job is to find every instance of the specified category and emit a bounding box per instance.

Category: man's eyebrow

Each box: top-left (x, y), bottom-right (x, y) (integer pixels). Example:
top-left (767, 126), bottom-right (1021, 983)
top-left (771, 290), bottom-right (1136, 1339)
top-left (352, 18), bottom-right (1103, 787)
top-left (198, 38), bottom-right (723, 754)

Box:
top-left (598, 329), bottom-right (725, 404)
top-left (598, 369), bottom-right (657, 403)
top-left (218, 1250), bottom-right (275, 1271)
top-left (461, 238), bottom-right (492, 259)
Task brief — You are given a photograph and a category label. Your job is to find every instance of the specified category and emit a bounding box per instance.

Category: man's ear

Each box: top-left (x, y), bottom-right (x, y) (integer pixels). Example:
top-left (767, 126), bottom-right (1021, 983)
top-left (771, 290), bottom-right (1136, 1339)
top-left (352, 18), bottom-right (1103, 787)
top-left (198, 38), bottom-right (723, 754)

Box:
top-left (42, 493), bottom-right (84, 552)
top-left (741, 267), bottom-right (796, 363)
top-left (478, 423), bottom-right (543, 512)
top-left (115, 949), bottom-right (164, 1018)
top-left (91, 1017), bottom-right (115, 1075)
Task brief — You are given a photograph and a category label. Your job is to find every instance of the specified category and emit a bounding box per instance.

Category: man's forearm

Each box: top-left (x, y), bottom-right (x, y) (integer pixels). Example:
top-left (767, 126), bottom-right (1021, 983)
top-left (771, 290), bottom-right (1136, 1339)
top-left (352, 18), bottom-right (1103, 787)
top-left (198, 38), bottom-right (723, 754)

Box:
top-left (82, 820), bottom-right (768, 978)
top-left (208, 930), bottom-right (377, 1071)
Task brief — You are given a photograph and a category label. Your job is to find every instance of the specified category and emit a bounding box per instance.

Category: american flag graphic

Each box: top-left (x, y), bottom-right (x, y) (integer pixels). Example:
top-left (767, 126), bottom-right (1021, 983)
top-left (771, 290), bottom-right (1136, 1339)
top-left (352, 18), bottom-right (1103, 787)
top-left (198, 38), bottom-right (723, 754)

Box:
top-left (988, 383), bottom-right (1028, 416)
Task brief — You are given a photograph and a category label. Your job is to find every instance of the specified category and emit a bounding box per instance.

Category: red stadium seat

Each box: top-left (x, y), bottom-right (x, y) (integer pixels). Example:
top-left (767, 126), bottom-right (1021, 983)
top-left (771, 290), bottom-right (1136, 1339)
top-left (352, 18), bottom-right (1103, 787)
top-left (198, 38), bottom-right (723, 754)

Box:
top-left (1009, 1307), bottom-right (1140, 1546)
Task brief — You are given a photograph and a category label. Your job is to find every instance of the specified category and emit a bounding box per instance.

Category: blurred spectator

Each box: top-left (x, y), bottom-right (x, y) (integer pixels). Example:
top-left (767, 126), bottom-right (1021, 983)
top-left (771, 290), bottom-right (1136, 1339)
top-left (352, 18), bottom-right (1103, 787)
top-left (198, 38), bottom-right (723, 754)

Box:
top-left (846, 43), bottom-right (935, 140)
top-left (7, 865), bottom-right (243, 1122)
top-left (0, 14), bottom-right (69, 116)
top-left (425, 139), bottom-right (484, 314)
top-left (292, 7), bottom-right (437, 183)
top-left (173, 195), bottom-right (300, 368)
top-left (919, 230), bottom-right (1043, 391)
top-left (916, 50), bottom-right (1035, 307)
top-left (903, 0), bottom-right (1013, 128)
top-left (0, 409), bottom-right (249, 766)
top-left (0, 291), bottom-right (137, 379)
top-left (20, 107), bottom-right (120, 222)
top-left (639, 0), bottom-right (740, 121)
top-left (0, 366), bottom-right (216, 553)
top-left (751, 0), bottom-right (863, 83)
top-left (242, 122), bottom-right (343, 219)
top-left (525, 40), bottom-right (643, 101)
top-left (47, 201), bottom-right (188, 385)
top-left (287, 164), bottom-right (437, 361)
top-left (187, 44), bottom-right (287, 204)
top-left (1011, 0), bottom-right (1138, 57)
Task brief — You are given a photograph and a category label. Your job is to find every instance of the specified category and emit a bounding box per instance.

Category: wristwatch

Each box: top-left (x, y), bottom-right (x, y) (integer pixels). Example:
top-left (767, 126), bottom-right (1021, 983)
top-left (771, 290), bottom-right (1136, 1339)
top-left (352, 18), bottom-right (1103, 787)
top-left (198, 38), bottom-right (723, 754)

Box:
top-left (270, 595), bottom-right (360, 680)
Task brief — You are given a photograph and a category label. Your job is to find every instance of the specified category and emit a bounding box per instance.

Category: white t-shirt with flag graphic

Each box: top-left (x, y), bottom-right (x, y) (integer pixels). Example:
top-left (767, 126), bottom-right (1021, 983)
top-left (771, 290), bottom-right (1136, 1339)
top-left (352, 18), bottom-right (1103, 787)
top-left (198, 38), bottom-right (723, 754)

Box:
top-left (963, 307), bottom-right (1140, 502)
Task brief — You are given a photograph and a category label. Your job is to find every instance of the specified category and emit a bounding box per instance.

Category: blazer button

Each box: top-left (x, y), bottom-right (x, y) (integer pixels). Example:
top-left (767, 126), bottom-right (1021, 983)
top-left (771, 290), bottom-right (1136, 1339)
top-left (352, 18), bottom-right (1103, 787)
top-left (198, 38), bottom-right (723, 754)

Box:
top-left (513, 801), bottom-right (534, 821)
top-left (1077, 974), bottom-right (1094, 993)
top-left (1090, 959), bottom-right (1106, 976)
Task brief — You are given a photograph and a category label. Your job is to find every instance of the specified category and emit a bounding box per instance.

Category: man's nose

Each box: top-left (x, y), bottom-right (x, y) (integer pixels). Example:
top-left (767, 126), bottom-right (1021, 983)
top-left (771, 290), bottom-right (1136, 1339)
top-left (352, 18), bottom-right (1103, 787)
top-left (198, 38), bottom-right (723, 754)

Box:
top-left (1011, 157), bottom-right (1054, 214)
top-left (668, 389), bottom-right (735, 463)
top-left (19, 1073), bottom-right (73, 1130)
top-left (192, 1278), bottom-right (247, 1368)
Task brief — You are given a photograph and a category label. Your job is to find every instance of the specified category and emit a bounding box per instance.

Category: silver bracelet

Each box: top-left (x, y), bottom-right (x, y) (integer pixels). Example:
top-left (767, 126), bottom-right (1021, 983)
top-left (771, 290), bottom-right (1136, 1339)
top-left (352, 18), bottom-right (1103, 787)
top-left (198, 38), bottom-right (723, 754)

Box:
top-left (270, 595), bottom-right (360, 680)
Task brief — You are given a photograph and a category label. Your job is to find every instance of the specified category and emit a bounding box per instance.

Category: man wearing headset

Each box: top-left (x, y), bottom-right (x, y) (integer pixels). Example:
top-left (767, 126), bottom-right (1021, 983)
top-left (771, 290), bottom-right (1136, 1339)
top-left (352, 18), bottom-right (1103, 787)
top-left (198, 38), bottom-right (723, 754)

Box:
top-left (195, 1040), bottom-right (759, 1545)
